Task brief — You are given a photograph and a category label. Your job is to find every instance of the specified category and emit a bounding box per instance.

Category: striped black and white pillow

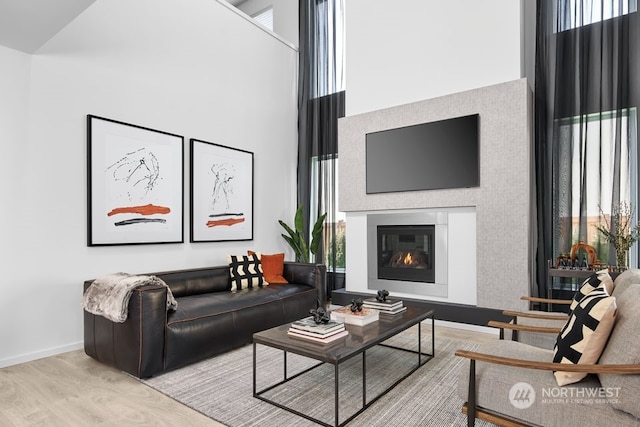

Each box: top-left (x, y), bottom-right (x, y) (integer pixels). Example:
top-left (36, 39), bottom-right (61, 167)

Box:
top-left (569, 268), bottom-right (613, 312)
top-left (227, 254), bottom-right (265, 291)
top-left (553, 286), bottom-right (617, 386)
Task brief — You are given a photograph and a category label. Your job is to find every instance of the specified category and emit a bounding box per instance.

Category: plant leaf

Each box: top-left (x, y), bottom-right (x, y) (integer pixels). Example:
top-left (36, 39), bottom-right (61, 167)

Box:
top-left (281, 233), bottom-right (304, 260)
top-left (297, 230), bottom-right (309, 262)
top-left (280, 219), bottom-right (306, 261)
top-left (294, 205), bottom-right (304, 233)
top-left (278, 220), bottom-right (296, 239)
top-left (310, 212), bottom-right (327, 256)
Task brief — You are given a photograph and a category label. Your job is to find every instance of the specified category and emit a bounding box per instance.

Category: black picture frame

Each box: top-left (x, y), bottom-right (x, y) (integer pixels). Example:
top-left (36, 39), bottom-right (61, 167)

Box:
top-left (87, 115), bottom-right (184, 246)
top-left (190, 138), bottom-right (254, 242)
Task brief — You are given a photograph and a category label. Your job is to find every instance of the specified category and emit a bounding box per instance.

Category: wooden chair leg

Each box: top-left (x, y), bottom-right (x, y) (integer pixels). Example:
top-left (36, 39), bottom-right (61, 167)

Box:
top-left (467, 359), bottom-right (476, 426)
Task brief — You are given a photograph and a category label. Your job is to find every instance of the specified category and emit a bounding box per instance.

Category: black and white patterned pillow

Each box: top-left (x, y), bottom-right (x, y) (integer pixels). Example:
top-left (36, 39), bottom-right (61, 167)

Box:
top-left (227, 254), bottom-right (265, 291)
top-left (553, 286), bottom-right (617, 386)
top-left (569, 269), bottom-right (613, 312)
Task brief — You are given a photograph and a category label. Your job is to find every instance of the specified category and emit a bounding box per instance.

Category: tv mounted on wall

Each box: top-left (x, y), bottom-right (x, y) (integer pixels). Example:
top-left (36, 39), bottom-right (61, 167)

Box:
top-left (365, 114), bottom-right (480, 194)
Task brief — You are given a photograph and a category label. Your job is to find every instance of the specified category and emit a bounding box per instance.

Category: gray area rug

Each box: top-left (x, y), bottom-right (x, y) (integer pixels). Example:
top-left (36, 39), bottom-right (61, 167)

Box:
top-left (142, 327), bottom-right (494, 426)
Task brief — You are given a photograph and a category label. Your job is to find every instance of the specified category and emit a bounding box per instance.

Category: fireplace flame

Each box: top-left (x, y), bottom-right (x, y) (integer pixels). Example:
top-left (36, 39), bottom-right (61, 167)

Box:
top-left (403, 252), bottom-right (414, 265)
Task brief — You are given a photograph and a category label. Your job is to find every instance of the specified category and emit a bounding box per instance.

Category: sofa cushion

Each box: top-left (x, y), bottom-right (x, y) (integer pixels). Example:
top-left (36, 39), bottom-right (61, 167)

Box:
top-left (611, 268), bottom-right (640, 298)
top-left (227, 254), bottom-right (265, 291)
top-left (168, 283), bottom-right (315, 324)
top-left (553, 287), bottom-right (617, 386)
top-left (598, 284), bottom-right (640, 419)
top-left (248, 251), bottom-right (288, 284)
top-left (156, 266), bottom-right (231, 297)
top-left (570, 269), bottom-right (614, 311)
top-left (165, 283), bottom-right (317, 370)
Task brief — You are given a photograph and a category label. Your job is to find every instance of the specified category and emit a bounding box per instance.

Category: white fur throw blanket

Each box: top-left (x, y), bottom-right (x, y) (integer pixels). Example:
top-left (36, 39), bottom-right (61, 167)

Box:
top-left (82, 273), bottom-right (177, 323)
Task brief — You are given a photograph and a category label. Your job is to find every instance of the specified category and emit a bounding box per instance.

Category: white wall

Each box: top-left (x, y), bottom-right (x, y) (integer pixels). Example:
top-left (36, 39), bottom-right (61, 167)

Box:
top-left (0, 0), bottom-right (298, 367)
top-left (0, 46), bottom-right (30, 263)
top-left (341, 1), bottom-right (530, 310)
top-left (344, 0), bottom-right (523, 116)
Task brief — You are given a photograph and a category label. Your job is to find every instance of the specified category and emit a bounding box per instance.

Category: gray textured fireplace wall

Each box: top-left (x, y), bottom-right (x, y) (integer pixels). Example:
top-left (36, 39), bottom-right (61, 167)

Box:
top-left (338, 79), bottom-right (533, 310)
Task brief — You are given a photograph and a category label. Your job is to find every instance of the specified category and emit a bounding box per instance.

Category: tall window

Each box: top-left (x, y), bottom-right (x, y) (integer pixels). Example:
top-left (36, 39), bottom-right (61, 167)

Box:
top-left (299, 0), bottom-right (346, 290)
top-left (252, 7), bottom-right (274, 31)
top-left (311, 0), bottom-right (345, 98)
top-left (555, 109), bottom-right (638, 266)
top-left (556, 0), bottom-right (637, 31)
top-left (311, 156), bottom-right (346, 269)
top-left (534, 0), bottom-right (638, 297)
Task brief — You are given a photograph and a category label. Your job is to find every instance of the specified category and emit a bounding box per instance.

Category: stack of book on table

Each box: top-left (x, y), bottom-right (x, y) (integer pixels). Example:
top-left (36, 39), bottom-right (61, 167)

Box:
top-left (330, 306), bottom-right (379, 326)
top-left (288, 316), bottom-right (348, 343)
top-left (362, 297), bottom-right (407, 315)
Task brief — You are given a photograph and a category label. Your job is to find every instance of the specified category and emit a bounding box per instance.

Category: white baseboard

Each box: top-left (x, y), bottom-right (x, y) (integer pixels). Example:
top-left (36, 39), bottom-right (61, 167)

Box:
top-left (0, 341), bottom-right (84, 369)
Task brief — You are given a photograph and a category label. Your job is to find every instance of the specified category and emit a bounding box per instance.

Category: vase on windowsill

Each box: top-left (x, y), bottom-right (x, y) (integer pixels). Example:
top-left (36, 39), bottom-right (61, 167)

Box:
top-left (595, 201), bottom-right (640, 272)
top-left (615, 248), bottom-right (629, 272)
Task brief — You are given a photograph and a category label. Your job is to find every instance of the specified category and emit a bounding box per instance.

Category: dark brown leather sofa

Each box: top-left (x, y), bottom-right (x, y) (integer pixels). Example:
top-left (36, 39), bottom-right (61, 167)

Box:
top-left (83, 262), bottom-right (326, 378)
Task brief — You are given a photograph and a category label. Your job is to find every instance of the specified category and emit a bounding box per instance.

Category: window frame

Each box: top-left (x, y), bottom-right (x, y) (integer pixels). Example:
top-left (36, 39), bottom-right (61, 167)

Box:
top-left (251, 6), bottom-right (274, 31)
top-left (553, 107), bottom-right (639, 270)
top-left (554, 0), bottom-right (638, 32)
top-left (310, 154), bottom-right (346, 271)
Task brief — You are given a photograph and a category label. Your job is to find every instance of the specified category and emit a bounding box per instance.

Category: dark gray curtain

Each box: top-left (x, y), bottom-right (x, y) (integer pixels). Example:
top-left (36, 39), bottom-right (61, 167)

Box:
top-left (298, 0), bottom-right (345, 292)
top-left (535, 0), bottom-right (639, 299)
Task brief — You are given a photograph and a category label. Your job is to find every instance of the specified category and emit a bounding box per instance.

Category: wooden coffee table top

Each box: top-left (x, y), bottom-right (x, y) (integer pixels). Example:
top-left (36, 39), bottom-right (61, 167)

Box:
top-left (253, 305), bottom-right (434, 364)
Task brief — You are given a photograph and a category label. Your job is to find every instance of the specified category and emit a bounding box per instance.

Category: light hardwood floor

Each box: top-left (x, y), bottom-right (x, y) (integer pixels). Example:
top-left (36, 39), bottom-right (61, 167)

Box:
top-left (0, 325), bottom-right (495, 426)
top-left (0, 350), bottom-right (222, 426)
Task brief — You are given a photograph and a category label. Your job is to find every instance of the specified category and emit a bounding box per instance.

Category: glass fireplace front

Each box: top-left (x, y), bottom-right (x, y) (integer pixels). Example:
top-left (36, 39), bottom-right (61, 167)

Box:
top-left (377, 225), bottom-right (435, 283)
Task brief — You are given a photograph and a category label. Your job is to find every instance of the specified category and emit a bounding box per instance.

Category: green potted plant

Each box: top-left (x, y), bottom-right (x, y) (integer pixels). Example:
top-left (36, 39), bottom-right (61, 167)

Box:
top-left (279, 205), bottom-right (327, 263)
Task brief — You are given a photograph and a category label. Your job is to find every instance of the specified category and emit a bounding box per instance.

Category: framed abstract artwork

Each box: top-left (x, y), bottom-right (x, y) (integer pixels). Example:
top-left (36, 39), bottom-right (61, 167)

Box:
top-left (190, 139), bottom-right (254, 242)
top-left (87, 115), bottom-right (184, 246)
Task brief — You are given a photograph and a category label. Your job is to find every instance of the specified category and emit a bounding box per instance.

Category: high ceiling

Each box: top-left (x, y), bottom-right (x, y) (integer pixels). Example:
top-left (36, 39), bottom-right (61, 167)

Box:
top-left (0, 0), bottom-right (248, 54)
top-left (0, 0), bottom-right (96, 53)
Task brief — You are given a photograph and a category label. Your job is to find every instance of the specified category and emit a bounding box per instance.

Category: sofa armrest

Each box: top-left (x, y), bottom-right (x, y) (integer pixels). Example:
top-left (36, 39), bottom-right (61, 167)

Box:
top-left (502, 310), bottom-right (569, 321)
top-left (456, 348), bottom-right (640, 426)
top-left (83, 280), bottom-right (168, 378)
top-left (455, 349), bottom-right (640, 374)
top-left (521, 295), bottom-right (572, 305)
top-left (488, 320), bottom-right (562, 335)
top-left (283, 262), bottom-right (327, 308)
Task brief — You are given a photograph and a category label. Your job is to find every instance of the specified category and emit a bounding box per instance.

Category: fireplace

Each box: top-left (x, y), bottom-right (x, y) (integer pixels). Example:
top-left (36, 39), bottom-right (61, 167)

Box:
top-left (367, 211), bottom-right (448, 298)
top-left (377, 225), bottom-right (435, 283)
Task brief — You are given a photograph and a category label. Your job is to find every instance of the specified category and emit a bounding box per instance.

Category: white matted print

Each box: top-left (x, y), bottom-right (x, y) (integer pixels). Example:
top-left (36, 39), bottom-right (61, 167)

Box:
top-left (190, 139), bottom-right (254, 242)
top-left (87, 115), bottom-right (184, 245)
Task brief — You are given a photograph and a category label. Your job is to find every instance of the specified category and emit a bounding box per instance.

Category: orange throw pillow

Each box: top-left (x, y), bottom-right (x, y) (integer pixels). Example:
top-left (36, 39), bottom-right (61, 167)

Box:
top-left (247, 251), bottom-right (288, 284)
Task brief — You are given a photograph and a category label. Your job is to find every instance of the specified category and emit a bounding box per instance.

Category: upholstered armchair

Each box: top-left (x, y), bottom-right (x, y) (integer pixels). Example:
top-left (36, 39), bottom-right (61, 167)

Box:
top-left (489, 269), bottom-right (640, 349)
top-left (487, 297), bottom-right (568, 349)
top-left (456, 276), bottom-right (640, 426)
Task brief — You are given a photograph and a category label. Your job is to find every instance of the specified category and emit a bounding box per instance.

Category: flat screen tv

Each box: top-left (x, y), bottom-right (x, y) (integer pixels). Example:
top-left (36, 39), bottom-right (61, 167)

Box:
top-left (365, 114), bottom-right (479, 194)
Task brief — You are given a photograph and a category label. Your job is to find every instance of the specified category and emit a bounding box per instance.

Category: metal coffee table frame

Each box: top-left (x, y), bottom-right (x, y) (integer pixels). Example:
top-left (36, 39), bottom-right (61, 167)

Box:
top-left (252, 307), bottom-right (434, 427)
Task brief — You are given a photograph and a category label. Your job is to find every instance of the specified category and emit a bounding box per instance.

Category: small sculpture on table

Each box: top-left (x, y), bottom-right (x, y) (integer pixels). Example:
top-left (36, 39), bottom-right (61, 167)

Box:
top-left (376, 289), bottom-right (389, 302)
top-left (350, 298), bottom-right (364, 312)
top-left (309, 307), bottom-right (330, 324)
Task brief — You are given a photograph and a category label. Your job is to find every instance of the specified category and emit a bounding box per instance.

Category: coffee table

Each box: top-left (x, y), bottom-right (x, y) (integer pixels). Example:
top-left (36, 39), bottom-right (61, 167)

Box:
top-left (252, 305), bottom-right (434, 427)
